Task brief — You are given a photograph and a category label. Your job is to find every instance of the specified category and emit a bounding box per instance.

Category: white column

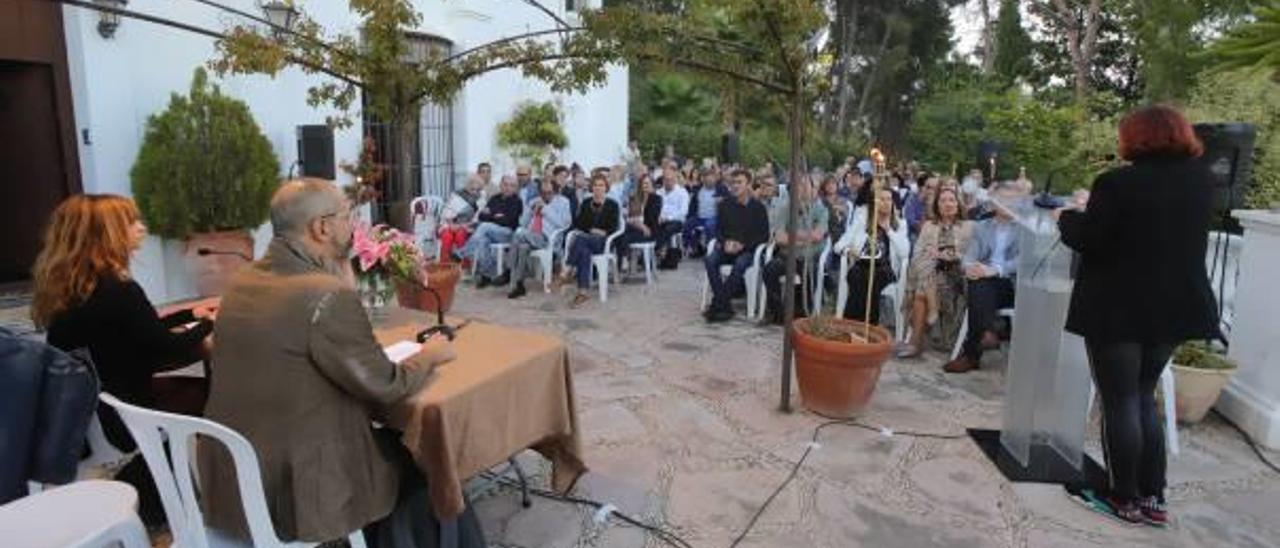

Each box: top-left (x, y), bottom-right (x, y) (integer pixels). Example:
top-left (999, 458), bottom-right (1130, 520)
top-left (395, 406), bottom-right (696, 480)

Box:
top-left (1220, 210), bottom-right (1280, 449)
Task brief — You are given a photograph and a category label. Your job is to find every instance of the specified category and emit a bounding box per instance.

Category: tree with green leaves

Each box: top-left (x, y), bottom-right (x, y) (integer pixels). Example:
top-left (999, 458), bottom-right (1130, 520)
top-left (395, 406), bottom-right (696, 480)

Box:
top-left (131, 68), bottom-right (279, 240)
top-left (497, 101), bottom-right (569, 168)
top-left (210, 0), bottom-right (613, 224)
top-left (1205, 1), bottom-right (1280, 82)
top-left (992, 0), bottom-right (1033, 86)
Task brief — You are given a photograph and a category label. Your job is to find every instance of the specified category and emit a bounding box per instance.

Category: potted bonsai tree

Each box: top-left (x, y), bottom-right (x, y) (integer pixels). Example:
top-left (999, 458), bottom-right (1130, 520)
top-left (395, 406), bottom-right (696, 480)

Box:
top-left (1170, 340), bottom-right (1239, 423)
top-left (131, 67), bottom-right (279, 297)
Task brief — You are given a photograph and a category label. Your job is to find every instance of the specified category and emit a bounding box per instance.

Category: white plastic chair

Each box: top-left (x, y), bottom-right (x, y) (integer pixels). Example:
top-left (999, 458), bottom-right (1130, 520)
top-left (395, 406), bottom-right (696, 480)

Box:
top-left (622, 240), bottom-right (657, 286)
top-left (528, 226), bottom-right (570, 293)
top-left (561, 206), bottom-right (627, 302)
top-left (99, 393), bottom-right (368, 548)
top-left (1, 480), bottom-right (149, 548)
top-left (700, 239), bottom-right (769, 319)
top-left (950, 308), bottom-right (1016, 360)
top-left (757, 240), bottom-right (825, 320)
top-left (1206, 231), bottom-right (1242, 337)
top-left (833, 250), bottom-right (910, 340)
top-left (410, 196), bottom-right (445, 260)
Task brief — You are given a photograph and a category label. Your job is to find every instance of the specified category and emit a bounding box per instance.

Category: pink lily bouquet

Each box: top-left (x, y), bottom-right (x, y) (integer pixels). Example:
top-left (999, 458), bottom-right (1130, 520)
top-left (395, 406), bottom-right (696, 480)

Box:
top-left (352, 222), bottom-right (424, 310)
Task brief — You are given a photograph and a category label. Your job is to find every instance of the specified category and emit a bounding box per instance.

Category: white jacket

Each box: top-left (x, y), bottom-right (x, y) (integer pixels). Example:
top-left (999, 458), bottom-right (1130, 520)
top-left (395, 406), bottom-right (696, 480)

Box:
top-left (835, 207), bottom-right (910, 276)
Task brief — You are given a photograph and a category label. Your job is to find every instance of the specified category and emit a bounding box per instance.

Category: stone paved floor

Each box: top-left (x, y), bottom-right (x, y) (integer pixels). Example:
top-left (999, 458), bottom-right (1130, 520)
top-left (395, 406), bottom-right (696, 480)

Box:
top-left (446, 263), bottom-right (1280, 548)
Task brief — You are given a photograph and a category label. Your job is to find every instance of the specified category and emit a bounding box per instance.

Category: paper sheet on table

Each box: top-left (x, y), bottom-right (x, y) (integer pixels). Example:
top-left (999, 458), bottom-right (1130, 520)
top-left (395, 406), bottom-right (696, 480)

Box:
top-left (383, 341), bottom-right (421, 364)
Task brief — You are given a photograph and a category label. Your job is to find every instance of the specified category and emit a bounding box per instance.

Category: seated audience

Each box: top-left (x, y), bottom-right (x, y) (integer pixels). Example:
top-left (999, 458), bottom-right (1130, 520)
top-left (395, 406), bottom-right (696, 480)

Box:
top-left (944, 181), bottom-right (1024, 373)
top-left (655, 164), bottom-right (690, 268)
top-left (438, 174), bottom-right (486, 262)
top-left (904, 174), bottom-right (939, 239)
top-left (34, 194), bottom-right (215, 526)
top-left (835, 187), bottom-right (910, 324)
top-left (464, 174), bottom-right (523, 288)
top-left (516, 162), bottom-right (539, 205)
top-left (684, 166), bottom-right (724, 256)
top-left (615, 173), bottom-right (662, 260)
top-left (761, 176), bottom-right (828, 324)
top-left (819, 174), bottom-right (850, 246)
top-left (199, 179), bottom-right (478, 546)
top-left (898, 187), bottom-right (974, 358)
top-left (559, 174), bottom-right (620, 308)
top-left (507, 178), bottom-right (574, 299)
top-left (703, 169), bottom-right (771, 323)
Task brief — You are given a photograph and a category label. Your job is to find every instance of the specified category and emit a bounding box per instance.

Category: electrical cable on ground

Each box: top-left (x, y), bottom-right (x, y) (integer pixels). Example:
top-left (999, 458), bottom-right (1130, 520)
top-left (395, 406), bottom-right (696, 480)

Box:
top-left (481, 418), bottom-right (964, 548)
top-left (1212, 409), bottom-right (1280, 475)
top-left (726, 418), bottom-right (967, 548)
top-left (479, 472), bottom-right (695, 548)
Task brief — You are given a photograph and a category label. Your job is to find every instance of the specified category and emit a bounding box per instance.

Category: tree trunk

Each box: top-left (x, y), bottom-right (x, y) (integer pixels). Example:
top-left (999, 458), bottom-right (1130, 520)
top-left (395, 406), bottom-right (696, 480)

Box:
top-left (1050, 0), bottom-right (1103, 103)
top-left (854, 18), bottom-right (894, 127)
top-left (390, 116), bottom-right (417, 229)
top-left (833, 0), bottom-right (858, 135)
top-left (980, 0), bottom-right (996, 73)
top-left (779, 92), bottom-right (805, 413)
top-left (721, 90), bottom-right (740, 163)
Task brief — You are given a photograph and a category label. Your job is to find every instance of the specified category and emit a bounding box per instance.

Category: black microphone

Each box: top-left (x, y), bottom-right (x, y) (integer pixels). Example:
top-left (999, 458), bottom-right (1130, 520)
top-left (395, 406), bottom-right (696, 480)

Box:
top-left (197, 248), bottom-right (253, 262)
top-left (1034, 172), bottom-right (1064, 209)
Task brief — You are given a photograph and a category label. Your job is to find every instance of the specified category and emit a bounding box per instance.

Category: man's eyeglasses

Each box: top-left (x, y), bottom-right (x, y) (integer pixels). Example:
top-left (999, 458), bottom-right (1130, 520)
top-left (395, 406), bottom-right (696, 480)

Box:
top-left (320, 209), bottom-right (353, 223)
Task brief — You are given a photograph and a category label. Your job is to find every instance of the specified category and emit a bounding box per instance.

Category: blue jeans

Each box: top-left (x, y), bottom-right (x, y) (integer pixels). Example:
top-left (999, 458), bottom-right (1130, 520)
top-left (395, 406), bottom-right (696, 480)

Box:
top-left (568, 233), bottom-right (607, 289)
top-left (461, 223), bottom-right (513, 278)
top-left (704, 247), bottom-right (755, 311)
top-left (683, 217), bottom-right (716, 253)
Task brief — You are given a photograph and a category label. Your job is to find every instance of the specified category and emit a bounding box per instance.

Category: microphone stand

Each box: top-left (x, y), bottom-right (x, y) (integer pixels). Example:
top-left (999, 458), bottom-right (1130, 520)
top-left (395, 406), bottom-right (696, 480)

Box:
top-left (412, 281), bottom-right (468, 342)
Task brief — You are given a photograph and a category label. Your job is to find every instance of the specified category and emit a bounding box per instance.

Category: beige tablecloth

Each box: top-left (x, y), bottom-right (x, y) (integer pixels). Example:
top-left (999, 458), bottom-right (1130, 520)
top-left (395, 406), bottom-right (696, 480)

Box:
top-left (374, 309), bottom-right (586, 520)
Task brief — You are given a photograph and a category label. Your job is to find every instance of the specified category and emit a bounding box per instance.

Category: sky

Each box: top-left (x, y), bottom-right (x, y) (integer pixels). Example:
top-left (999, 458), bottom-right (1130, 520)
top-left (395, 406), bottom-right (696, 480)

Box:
top-left (950, 1), bottom-right (987, 60)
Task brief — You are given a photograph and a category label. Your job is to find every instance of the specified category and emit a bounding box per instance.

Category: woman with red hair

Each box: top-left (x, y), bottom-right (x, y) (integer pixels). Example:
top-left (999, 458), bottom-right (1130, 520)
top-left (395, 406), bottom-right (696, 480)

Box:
top-left (1057, 105), bottom-right (1219, 527)
top-left (32, 193), bottom-right (216, 526)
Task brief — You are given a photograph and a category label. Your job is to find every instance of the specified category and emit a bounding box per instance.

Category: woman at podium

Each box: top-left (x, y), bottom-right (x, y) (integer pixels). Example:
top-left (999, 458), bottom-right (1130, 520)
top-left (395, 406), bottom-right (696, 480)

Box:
top-left (1057, 105), bottom-right (1221, 526)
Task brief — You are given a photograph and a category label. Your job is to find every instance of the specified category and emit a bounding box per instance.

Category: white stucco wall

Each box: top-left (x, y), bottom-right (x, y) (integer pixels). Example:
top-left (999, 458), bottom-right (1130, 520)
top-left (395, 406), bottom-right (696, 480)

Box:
top-left (60, 0), bottom-right (626, 303)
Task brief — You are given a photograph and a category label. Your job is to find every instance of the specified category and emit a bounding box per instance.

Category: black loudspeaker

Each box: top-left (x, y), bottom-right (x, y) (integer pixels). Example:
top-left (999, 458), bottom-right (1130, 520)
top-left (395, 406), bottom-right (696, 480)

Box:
top-left (1194, 124), bottom-right (1256, 228)
top-left (296, 125), bottom-right (335, 179)
top-left (977, 140), bottom-right (1003, 181)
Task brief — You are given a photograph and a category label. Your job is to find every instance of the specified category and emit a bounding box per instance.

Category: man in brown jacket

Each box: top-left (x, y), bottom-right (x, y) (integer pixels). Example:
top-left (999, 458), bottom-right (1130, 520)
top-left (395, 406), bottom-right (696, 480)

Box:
top-left (199, 179), bottom-right (480, 545)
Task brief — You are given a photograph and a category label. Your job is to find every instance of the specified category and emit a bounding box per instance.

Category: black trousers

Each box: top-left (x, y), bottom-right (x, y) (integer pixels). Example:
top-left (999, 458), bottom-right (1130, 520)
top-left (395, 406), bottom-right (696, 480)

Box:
top-left (364, 428), bottom-right (486, 548)
top-left (1085, 340), bottom-right (1176, 501)
top-left (762, 256), bottom-right (810, 316)
top-left (961, 277), bottom-right (1015, 360)
top-left (843, 261), bottom-right (894, 325)
top-left (655, 221), bottom-right (684, 256)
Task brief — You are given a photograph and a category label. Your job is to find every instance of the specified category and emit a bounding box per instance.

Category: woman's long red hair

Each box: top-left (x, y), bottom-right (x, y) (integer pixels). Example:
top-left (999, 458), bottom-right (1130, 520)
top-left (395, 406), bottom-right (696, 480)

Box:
top-left (1118, 105), bottom-right (1204, 161)
top-left (31, 194), bottom-right (140, 328)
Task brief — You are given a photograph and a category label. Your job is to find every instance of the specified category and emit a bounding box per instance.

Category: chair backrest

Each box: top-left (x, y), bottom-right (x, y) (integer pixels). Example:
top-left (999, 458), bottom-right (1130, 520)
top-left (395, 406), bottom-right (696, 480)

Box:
top-left (99, 394), bottom-right (286, 548)
top-left (1206, 231), bottom-right (1243, 337)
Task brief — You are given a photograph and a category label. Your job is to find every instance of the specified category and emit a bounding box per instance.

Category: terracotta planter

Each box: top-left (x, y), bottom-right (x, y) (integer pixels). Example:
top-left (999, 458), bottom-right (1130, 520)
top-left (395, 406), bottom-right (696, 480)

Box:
top-left (1171, 363), bottom-right (1237, 423)
top-left (396, 262), bottom-right (462, 313)
top-left (792, 317), bottom-right (893, 417)
top-left (184, 230), bottom-right (254, 297)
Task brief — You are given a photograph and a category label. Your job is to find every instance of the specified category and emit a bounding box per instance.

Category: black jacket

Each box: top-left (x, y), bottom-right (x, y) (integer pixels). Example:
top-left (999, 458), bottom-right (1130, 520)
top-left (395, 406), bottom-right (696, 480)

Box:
top-left (633, 193), bottom-right (663, 236)
top-left (46, 277), bottom-right (213, 450)
top-left (716, 196), bottom-right (771, 254)
top-left (1059, 157), bottom-right (1220, 343)
top-left (574, 197), bottom-right (621, 235)
top-left (0, 327), bottom-right (99, 503)
top-left (479, 193), bottom-right (524, 230)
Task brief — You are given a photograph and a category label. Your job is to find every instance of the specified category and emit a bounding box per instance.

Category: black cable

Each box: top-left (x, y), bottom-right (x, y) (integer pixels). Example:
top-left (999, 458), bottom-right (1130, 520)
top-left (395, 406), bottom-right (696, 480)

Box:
top-left (1212, 409), bottom-right (1280, 475)
top-left (727, 418), bottom-right (966, 547)
top-left (479, 472), bottom-right (695, 548)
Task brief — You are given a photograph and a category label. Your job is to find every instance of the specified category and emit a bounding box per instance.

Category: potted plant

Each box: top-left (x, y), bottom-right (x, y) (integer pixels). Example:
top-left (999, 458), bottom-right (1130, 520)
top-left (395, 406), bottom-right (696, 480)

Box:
top-left (1170, 340), bottom-right (1239, 423)
top-left (792, 315), bottom-right (894, 417)
top-left (496, 101), bottom-right (568, 169)
top-left (351, 222), bottom-right (461, 315)
top-left (131, 68), bottom-right (279, 297)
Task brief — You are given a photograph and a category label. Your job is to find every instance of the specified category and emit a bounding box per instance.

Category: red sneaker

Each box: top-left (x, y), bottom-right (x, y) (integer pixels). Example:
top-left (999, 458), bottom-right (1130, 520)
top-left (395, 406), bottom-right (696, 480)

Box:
top-left (1139, 496), bottom-right (1169, 528)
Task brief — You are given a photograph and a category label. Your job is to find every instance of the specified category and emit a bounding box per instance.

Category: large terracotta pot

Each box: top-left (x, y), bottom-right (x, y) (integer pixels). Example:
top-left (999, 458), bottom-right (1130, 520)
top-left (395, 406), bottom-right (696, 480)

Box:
top-left (1171, 363), bottom-right (1237, 423)
top-left (185, 230), bottom-right (254, 297)
top-left (396, 262), bottom-right (462, 313)
top-left (792, 317), bottom-right (893, 417)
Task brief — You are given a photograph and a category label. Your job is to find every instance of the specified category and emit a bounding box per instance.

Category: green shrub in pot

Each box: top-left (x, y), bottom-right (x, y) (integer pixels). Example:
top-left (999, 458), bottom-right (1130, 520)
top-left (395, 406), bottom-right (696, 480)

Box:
top-left (1170, 340), bottom-right (1238, 423)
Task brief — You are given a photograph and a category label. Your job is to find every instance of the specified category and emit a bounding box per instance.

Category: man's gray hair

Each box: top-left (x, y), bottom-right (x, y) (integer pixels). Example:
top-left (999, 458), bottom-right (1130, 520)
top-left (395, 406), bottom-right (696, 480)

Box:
top-left (270, 178), bottom-right (343, 236)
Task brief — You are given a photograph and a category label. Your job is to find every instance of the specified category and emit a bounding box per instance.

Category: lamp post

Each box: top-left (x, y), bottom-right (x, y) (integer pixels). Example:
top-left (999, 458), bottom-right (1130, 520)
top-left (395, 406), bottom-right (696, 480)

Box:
top-left (93, 0), bottom-right (128, 39)
top-left (259, 0), bottom-right (299, 38)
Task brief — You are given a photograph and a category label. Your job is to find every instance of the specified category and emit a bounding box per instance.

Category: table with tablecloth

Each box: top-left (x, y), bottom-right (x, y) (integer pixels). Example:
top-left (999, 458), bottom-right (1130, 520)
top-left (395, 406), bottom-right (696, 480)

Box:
top-left (373, 307), bottom-right (586, 520)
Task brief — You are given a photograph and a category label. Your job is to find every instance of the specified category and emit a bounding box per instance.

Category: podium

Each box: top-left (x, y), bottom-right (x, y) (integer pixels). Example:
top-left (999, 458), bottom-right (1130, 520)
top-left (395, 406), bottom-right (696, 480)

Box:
top-left (969, 199), bottom-right (1105, 484)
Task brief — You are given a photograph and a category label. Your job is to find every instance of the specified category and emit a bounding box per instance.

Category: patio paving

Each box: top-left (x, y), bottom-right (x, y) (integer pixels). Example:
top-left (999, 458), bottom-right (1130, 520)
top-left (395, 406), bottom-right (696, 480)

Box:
top-left (446, 263), bottom-right (1280, 548)
top-left (2, 265), bottom-right (1277, 548)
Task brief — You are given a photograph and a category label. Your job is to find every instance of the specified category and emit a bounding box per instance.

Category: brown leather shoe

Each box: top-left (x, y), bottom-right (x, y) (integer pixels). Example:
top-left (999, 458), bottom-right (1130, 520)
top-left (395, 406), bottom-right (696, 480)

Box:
top-left (944, 356), bottom-right (979, 373)
top-left (980, 331), bottom-right (1001, 350)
